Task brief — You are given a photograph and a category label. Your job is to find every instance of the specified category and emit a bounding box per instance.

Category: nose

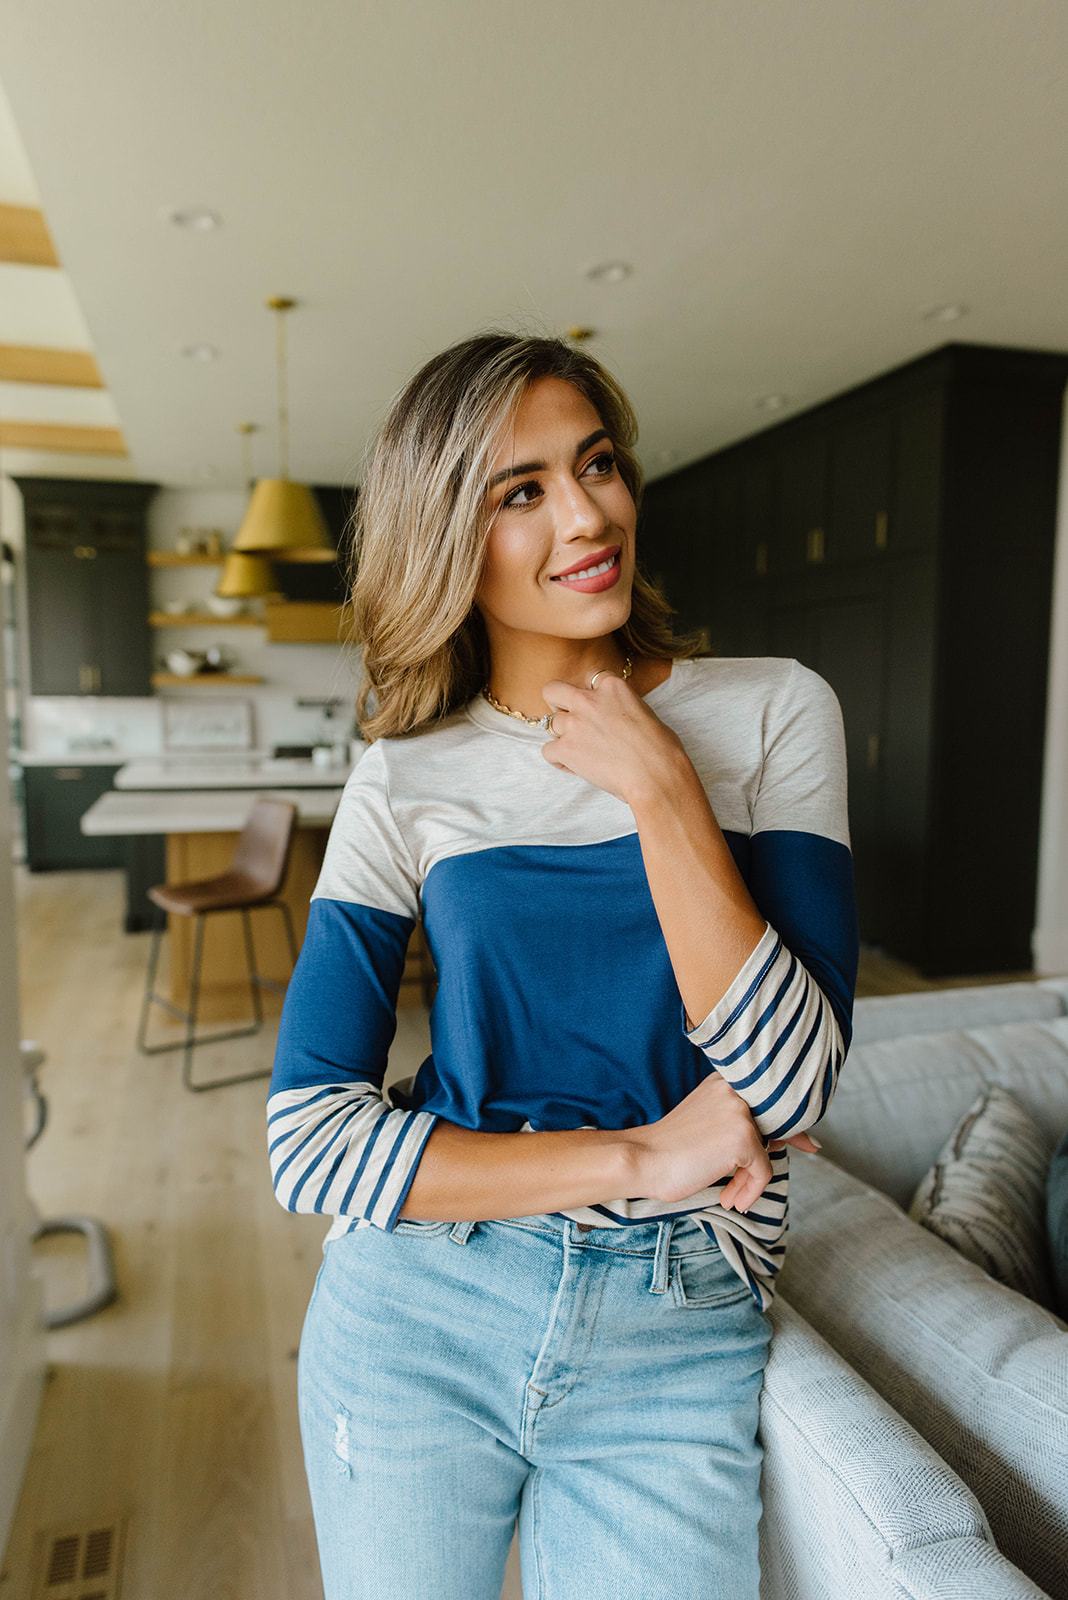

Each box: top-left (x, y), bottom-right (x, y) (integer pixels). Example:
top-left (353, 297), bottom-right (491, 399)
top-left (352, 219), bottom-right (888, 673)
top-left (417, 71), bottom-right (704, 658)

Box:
top-left (554, 474), bottom-right (610, 537)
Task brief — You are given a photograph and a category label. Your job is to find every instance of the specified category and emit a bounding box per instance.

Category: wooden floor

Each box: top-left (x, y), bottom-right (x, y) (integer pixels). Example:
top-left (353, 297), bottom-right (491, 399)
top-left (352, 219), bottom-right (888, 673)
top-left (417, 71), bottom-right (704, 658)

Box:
top-left (0, 864), bottom-right (1040, 1598)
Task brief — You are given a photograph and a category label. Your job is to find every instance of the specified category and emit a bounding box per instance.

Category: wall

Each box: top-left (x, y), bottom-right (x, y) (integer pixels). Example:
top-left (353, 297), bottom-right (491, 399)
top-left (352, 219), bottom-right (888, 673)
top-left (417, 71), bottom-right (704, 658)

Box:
top-left (1034, 386), bottom-right (1068, 973)
top-left (0, 562), bottom-right (47, 1559)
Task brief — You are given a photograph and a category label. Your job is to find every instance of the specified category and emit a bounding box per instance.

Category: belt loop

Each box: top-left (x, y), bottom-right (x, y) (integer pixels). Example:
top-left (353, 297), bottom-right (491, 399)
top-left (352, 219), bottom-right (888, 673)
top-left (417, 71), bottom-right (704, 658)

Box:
top-left (449, 1219), bottom-right (478, 1245)
top-left (649, 1218), bottom-right (675, 1294)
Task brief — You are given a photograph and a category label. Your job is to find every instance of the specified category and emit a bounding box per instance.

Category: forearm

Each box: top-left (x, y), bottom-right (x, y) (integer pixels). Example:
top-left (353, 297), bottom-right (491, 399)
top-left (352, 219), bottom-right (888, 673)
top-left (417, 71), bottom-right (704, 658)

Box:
top-left (630, 754), bottom-right (847, 1140)
top-left (630, 752), bottom-right (769, 1029)
top-left (396, 1118), bottom-right (643, 1222)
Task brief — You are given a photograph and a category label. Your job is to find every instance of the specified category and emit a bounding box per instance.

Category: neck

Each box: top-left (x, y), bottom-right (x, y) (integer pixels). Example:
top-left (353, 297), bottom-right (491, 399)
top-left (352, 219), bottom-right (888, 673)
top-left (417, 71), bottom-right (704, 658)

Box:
top-left (485, 640), bottom-right (633, 720)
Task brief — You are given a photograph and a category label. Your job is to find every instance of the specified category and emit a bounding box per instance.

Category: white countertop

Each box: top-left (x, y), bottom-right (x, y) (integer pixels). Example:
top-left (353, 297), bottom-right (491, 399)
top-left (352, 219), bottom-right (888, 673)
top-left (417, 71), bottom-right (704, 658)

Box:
top-left (15, 749), bottom-right (132, 766)
top-left (114, 755), bottom-right (355, 789)
top-left (80, 787), bottom-right (343, 835)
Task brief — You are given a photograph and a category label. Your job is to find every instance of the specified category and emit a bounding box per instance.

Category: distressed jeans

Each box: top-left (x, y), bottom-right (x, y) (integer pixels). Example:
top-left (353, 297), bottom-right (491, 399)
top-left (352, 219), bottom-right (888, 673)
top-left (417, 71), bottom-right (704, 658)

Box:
top-left (296, 1210), bottom-right (773, 1600)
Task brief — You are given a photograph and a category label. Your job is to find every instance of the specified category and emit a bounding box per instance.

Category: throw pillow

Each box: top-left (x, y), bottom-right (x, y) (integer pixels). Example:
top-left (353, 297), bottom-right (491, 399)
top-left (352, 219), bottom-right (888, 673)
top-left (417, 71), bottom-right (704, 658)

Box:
top-left (1048, 1126), bottom-right (1068, 1320)
top-left (908, 1084), bottom-right (1056, 1309)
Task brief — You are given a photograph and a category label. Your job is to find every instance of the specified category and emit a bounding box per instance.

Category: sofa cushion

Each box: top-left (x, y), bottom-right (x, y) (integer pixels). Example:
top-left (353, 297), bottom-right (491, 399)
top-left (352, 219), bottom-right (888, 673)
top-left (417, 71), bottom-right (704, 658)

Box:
top-left (759, 1296), bottom-right (1044, 1599)
top-left (815, 1015), bottom-right (1068, 1205)
top-left (908, 1085), bottom-right (1057, 1309)
top-left (1050, 1128), bottom-right (1068, 1321)
top-left (851, 979), bottom-right (1068, 1048)
top-left (780, 1151), bottom-right (1068, 1598)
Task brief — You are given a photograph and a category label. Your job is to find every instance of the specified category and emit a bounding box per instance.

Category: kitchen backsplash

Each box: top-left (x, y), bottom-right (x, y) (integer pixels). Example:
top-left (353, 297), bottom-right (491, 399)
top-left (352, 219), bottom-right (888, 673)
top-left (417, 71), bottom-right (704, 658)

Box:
top-left (21, 689), bottom-right (359, 757)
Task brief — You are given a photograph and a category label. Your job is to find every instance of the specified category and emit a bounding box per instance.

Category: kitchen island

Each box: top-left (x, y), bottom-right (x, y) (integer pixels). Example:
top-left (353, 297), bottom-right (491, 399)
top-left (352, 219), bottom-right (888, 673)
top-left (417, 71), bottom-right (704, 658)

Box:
top-left (79, 751), bottom-right (434, 1022)
top-left (80, 783), bottom-right (342, 1023)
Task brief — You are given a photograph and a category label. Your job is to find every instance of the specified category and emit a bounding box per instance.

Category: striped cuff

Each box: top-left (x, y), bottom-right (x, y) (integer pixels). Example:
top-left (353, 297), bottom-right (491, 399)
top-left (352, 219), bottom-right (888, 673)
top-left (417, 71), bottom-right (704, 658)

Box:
top-left (267, 1083), bottom-right (440, 1230)
top-left (681, 920), bottom-right (780, 1049)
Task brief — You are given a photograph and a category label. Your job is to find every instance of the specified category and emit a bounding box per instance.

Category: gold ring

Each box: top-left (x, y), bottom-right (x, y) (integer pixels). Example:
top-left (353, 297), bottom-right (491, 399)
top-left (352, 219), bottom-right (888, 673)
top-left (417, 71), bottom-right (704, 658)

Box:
top-left (547, 711), bottom-right (559, 736)
top-left (589, 668), bottom-right (616, 690)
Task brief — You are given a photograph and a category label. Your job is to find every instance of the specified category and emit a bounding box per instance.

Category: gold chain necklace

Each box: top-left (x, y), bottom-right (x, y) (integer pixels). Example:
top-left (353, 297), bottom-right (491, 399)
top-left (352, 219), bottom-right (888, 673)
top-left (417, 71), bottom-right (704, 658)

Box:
top-left (482, 654), bottom-right (633, 730)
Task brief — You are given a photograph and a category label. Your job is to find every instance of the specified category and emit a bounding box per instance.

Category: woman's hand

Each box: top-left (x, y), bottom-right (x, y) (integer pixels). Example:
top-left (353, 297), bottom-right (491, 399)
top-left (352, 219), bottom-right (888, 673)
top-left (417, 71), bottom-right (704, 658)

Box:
top-left (769, 1130), bottom-right (822, 1154)
top-left (539, 669), bottom-right (687, 807)
top-left (623, 1076), bottom-right (822, 1213)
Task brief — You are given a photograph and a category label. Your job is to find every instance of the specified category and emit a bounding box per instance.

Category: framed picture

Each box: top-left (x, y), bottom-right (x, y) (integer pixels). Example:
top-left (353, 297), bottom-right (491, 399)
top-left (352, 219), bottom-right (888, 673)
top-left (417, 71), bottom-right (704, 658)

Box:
top-left (161, 697), bottom-right (255, 751)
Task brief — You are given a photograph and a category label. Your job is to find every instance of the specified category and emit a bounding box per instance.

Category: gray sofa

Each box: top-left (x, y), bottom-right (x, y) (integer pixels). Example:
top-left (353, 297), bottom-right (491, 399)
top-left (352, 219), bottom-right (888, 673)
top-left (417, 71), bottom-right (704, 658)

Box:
top-left (760, 976), bottom-right (1068, 1600)
top-left (480, 976), bottom-right (1068, 1600)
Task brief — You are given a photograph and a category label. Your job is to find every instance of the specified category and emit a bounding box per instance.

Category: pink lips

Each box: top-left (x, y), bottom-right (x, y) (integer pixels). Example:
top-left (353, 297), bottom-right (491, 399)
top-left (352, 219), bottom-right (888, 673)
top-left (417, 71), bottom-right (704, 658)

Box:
top-left (549, 550), bottom-right (622, 594)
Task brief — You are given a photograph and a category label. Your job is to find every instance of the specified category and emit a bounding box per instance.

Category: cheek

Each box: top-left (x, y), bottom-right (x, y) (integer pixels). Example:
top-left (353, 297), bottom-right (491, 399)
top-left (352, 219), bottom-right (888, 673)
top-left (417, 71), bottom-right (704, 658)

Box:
top-left (479, 527), bottom-right (543, 603)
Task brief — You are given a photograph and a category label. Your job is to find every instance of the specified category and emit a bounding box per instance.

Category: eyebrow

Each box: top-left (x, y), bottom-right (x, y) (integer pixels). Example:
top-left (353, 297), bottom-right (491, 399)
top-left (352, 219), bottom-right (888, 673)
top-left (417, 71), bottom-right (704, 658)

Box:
top-left (487, 427), bottom-right (611, 491)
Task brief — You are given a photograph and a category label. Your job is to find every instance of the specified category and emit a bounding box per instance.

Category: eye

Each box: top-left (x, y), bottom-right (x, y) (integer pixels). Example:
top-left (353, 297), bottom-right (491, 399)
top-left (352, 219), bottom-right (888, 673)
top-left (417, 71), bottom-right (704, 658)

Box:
top-left (501, 450), bottom-right (616, 510)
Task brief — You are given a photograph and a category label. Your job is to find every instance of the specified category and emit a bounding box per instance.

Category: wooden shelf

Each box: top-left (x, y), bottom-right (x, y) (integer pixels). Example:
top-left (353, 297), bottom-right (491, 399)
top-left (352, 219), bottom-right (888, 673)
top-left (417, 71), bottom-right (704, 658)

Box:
top-left (151, 672), bottom-right (264, 686)
top-left (264, 599), bottom-right (347, 643)
top-left (149, 611), bottom-right (264, 627)
top-left (147, 551), bottom-right (225, 567)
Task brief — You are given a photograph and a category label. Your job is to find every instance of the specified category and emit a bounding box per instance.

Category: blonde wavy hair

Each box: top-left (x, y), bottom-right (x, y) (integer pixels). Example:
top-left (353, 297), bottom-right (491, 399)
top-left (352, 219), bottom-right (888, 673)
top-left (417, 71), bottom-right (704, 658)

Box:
top-left (342, 329), bottom-right (711, 742)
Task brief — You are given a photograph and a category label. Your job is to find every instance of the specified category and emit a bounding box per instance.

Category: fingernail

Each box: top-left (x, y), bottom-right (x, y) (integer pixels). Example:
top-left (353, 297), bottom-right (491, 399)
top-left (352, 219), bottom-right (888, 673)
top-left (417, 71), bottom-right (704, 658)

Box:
top-left (810, 1137), bottom-right (823, 1149)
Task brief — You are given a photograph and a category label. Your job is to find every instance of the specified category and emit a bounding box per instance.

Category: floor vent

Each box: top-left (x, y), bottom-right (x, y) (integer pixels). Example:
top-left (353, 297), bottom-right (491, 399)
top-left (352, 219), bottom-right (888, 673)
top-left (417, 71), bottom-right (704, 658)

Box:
top-left (31, 1516), bottom-right (126, 1599)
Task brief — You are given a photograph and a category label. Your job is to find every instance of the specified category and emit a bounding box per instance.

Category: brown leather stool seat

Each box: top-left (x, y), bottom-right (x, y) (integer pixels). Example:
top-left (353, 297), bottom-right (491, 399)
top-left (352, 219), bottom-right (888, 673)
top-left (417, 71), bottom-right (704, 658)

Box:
top-left (136, 795), bottom-right (300, 1092)
top-left (147, 870), bottom-right (281, 916)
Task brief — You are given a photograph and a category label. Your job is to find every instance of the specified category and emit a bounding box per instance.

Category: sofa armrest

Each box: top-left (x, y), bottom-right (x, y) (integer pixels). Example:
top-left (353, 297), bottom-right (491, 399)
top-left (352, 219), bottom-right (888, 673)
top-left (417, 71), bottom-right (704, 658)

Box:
top-left (851, 981), bottom-right (1068, 1047)
top-left (758, 1296), bottom-right (1032, 1599)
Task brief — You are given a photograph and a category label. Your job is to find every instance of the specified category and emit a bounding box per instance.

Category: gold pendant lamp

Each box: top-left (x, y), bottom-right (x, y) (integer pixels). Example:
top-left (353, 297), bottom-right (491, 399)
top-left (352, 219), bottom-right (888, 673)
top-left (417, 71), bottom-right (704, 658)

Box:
top-left (232, 296), bottom-right (334, 563)
top-left (216, 423), bottom-right (284, 600)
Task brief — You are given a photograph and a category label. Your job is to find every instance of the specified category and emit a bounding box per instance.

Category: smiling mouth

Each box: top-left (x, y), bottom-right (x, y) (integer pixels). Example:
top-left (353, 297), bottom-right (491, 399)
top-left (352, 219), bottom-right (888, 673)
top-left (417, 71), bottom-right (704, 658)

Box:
top-left (549, 550), bottom-right (622, 586)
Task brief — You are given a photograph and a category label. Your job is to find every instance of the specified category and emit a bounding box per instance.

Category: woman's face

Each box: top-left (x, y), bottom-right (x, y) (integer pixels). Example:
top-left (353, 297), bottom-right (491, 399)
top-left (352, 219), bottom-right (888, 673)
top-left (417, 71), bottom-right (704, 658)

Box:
top-left (474, 375), bottom-right (636, 648)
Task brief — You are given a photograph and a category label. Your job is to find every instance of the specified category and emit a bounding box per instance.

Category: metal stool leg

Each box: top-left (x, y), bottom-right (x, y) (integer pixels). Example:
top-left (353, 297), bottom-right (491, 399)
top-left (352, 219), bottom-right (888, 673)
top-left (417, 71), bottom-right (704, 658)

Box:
top-left (275, 899), bottom-right (299, 969)
top-left (241, 907), bottom-right (265, 1028)
top-left (138, 907), bottom-right (267, 1090)
top-left (182, 908), bottom-right (277, 1093)
top-left (136, 911), bottom-right (167, 1054)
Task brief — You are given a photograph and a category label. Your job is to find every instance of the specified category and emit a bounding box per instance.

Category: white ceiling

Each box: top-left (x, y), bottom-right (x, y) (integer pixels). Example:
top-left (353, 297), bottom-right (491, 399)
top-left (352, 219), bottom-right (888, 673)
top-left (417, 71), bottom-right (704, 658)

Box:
top-left (1, 0), bottom-right (1067, 489)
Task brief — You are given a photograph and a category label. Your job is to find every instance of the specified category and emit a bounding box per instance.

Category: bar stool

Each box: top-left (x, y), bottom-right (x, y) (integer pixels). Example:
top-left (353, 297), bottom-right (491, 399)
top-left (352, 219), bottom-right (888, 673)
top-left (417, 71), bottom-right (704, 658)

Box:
top-left (136, 795), bottom-right (299, 1092)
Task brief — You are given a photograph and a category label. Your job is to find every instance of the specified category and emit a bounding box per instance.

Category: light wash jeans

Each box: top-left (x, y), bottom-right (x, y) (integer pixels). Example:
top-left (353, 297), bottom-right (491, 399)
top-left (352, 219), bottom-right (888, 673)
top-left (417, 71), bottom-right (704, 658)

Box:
top-left (297, 1210), bottom-right (773, 1600)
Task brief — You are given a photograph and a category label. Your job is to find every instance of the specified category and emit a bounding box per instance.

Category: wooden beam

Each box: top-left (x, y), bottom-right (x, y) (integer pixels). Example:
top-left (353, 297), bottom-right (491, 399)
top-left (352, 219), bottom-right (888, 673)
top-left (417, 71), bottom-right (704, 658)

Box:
top-left (0, 343), bottom-right (104, 387)
top-left (0, 420), bottom-right (127, 455)
top-left (0, 202), bottom-right (60, 266)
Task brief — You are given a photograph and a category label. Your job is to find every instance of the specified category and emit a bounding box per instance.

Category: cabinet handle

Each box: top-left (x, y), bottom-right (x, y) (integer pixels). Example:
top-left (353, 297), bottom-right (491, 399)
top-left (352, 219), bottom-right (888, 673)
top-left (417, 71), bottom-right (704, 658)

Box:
top-left (54, 768), bottom-right (86, 780)
top-left (806, 528), bottom-right (825, 563)
top-left (754, 540), bottom-right (768, 576)
top-left (79, 664), bottom-right (91, 692)
top-left (874, 511), bottom-right (888, 549)
top-left (867, 732), bottom-right (880, 769)
top-left (74, 544), bottom-right (98, 559)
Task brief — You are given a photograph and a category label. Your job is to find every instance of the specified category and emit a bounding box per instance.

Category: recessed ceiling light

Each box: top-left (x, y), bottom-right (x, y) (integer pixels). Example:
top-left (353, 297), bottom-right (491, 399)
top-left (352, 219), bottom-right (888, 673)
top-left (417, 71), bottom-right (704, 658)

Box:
top-left (585, 261), bottom-right (632, 283)
top-left (163, 205), bottom-right (222, 231)
top-left (755, 393), bottom-right (789, 412)
top-left (922, 302), bottom-right (968, 322)
top-left (180, 343), bottom-right (220, 362)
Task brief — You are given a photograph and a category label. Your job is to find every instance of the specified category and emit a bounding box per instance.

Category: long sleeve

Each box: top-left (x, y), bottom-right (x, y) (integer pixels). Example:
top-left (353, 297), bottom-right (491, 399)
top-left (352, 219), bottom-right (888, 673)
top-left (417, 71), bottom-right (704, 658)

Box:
top-left (680, 658), bottom-right (859, 1140)
top-left (266, 739), bottom-right (440, 1229)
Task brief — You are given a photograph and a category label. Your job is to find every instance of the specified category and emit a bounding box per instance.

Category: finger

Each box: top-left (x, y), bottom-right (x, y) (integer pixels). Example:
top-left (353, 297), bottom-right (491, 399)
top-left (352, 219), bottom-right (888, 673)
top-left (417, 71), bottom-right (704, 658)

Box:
top-left (721, 1151), bottom-right (773, 1211)
top-left (540, 678), bottom-right (585, 709)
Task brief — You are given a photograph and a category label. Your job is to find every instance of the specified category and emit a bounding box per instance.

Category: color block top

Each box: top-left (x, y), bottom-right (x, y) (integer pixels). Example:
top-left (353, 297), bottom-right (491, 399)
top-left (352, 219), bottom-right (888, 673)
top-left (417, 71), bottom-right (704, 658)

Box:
top-left (266, 654), bottom-right (859, 1311)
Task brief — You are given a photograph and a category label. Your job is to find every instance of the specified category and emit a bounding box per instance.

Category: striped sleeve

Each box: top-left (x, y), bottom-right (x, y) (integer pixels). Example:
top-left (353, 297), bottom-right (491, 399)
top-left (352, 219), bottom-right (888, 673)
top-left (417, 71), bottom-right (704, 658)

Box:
top-left (680, 658), bottom-right (860, 1140)
top-left (266, 739), bottom-right (439, 1229)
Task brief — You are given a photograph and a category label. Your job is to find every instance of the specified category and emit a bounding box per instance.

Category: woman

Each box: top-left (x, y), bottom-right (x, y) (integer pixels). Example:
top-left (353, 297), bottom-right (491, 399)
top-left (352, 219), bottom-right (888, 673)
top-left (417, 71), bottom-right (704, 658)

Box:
top-left (267, 331), bottom-right (859, 1599)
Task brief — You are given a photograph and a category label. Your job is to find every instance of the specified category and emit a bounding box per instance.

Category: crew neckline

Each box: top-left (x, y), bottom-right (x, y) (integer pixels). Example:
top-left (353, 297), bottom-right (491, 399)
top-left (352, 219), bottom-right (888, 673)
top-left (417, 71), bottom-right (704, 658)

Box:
top-left (463, 656), bottom-right (688, 742)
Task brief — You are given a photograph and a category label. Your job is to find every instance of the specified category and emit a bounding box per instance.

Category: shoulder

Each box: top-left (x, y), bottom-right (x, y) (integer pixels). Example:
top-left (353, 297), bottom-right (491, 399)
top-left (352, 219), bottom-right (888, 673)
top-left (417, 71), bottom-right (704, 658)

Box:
top-left (768, 657), bottom-right (843, 730)
top-left (349, 704), bottom-right (472, 790)
top-left (679, 653), bottom-right (811, 721)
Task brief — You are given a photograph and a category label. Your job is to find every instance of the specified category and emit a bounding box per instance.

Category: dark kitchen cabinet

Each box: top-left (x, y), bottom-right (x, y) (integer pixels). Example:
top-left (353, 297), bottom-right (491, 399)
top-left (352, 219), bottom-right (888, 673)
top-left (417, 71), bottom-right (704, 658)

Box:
top-left (13, 475), bottom-right (159, 695)
top-left (22, 763), bottom-right (124, 870)
top-left (638, 342), bottom-right (1068, 978)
